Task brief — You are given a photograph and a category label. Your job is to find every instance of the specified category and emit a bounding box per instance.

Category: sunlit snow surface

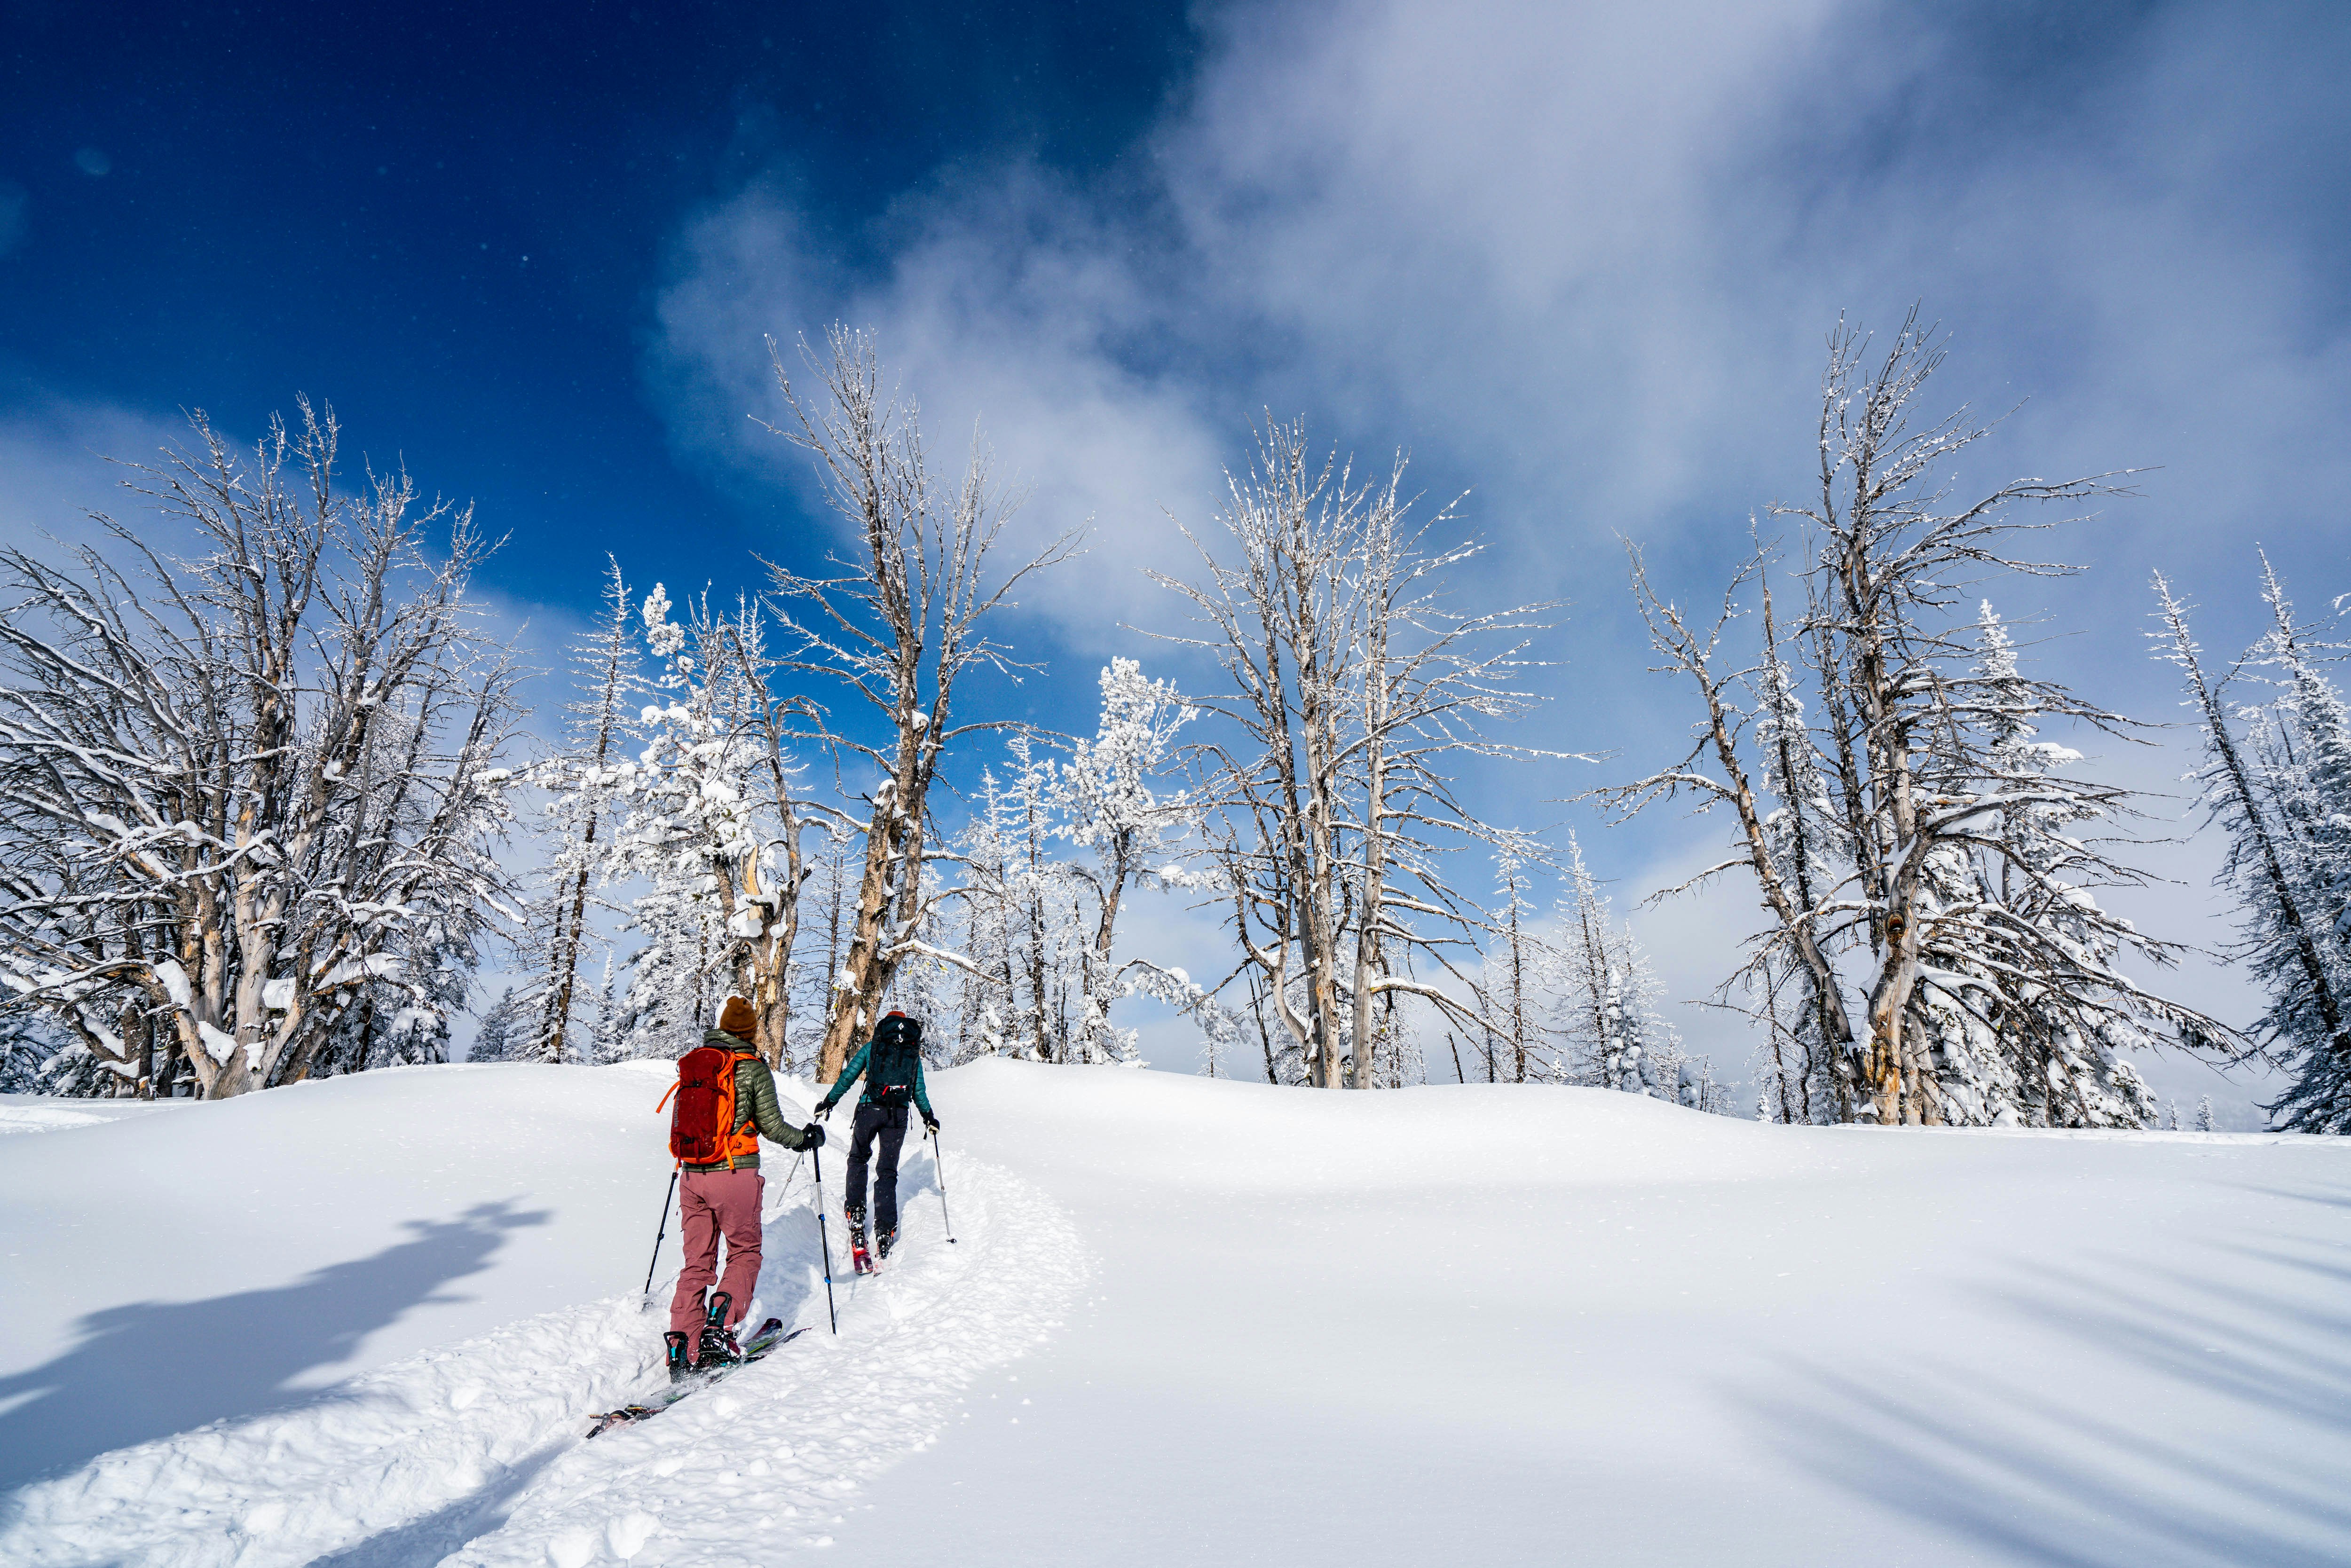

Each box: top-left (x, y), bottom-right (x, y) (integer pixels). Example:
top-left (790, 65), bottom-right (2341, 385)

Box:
top-left (1, 1060), bottom-right (2346, 1566)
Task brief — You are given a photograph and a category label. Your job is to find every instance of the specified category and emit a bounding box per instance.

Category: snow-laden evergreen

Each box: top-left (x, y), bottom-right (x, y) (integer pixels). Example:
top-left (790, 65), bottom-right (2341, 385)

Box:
top-left (465, 987), bottom-right (526, 1063)
top-left (2155, 566), bottom-right (2351, 1131)
top-left (513, 558), bottom-right (642, 1064)
top-left (1540, 834), bottom-right (1723, 1109)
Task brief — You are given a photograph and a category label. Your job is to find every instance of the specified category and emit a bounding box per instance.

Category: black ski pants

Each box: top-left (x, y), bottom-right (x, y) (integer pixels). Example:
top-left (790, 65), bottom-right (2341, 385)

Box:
top-left (844, 1102), bottom-right (910, 1237)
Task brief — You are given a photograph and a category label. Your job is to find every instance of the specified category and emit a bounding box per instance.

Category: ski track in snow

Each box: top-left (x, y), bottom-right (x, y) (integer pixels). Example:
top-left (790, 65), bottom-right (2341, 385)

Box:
top-left (0, 1152), bottom-right (1086, 1567)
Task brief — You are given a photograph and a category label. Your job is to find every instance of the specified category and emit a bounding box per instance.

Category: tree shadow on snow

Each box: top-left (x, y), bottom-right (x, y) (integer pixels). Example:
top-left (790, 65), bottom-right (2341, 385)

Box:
top-left (0, 1199), bottom-right (548, 1491)
top-left (1732, 1225), bottom-right (2351, 1567)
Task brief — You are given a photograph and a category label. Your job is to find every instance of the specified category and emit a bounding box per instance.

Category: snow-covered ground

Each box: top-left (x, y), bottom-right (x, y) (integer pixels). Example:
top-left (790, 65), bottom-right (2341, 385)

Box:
top-left (0, 1091), bottom-right (187, 1136)
top-left (3, 1060), bottom-right (2346, 1566)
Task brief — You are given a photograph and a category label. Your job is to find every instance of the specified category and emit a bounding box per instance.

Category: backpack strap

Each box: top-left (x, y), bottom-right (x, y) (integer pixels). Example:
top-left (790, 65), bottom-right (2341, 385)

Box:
top-left (716, 1050), bottom-right (739, 1171)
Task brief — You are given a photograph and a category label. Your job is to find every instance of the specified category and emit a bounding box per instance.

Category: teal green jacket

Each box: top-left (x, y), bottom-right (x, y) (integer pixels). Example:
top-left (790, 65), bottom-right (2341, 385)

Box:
top-left (818, 1041), bottom-right (934, 1119)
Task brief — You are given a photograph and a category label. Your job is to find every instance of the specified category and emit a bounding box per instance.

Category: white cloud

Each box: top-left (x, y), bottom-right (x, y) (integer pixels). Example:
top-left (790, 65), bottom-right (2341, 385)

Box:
top-left (0, 390), bottom-right (201, 555)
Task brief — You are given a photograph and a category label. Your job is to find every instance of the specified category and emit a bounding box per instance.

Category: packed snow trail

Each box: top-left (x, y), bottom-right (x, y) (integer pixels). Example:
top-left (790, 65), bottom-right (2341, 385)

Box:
top-left (0, 1064), bottom-right (1084, 1567)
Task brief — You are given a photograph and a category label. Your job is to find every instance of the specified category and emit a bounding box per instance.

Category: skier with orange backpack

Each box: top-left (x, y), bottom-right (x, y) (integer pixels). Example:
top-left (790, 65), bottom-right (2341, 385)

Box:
top-left (660, 995), bottom-right (823, 1381)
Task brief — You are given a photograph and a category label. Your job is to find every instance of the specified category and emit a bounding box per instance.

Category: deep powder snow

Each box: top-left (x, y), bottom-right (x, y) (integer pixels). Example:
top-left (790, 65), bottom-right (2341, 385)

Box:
top-left (1, 1059), bottom-right (2346, 1566)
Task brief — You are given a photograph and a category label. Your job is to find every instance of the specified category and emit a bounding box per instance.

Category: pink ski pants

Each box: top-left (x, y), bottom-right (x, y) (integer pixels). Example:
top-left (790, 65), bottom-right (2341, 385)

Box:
top-left (670, 1168), bottom-right (763, 1344)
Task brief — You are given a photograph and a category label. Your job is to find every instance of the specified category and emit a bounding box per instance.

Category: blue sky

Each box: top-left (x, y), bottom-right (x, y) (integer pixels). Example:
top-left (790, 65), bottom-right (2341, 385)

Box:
top-left (5, 1), bottom-right (2347, 1112)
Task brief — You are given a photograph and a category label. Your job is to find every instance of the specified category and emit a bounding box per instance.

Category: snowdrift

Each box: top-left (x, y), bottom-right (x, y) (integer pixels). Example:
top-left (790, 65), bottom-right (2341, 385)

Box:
top-left (3, 1059), bottom-right (2348, 1567)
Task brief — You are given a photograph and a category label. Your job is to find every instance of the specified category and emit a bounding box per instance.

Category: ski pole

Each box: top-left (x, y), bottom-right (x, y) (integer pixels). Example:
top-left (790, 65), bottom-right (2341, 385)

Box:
top-left (812, 1145), bottom-right (839, 1335)
top-left (641, 1164), bottom-right (680, 1300)
top-left (927, 1123), bottom-right (957, 1244)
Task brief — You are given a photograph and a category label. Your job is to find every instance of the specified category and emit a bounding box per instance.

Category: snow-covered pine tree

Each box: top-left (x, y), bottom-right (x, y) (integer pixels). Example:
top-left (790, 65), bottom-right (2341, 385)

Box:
top-left (586, 955), bottom-right (626, 1065)
top-left (1487, 838), bottom-right (1552, 1082)
top-left (2241, 562), bottom-right (2351, 1125)
top-left (1898, 606), bottom-right (2165, 1128)
top-left (1545, 833), bottom-right (1692, 1094)
top-left (468, 987), bottom-right (525, 1063)
top-left (950, 740), bottom-right (1080, 1060)
top-left (2154, 573), bottom-right (2351, 1131)
top-left (785, 829), bottom-right (857, 1073)
top-left (521, 558), bottom-right (641, 1064)
top-left (2196, 1094), bottom-right (2217, 1132)
top-left (602, 586), bottom-right (749, 1059)
top-left (943, 771), bottom-right (1020, 1063)
top-left (1057, 659), bottom-right (1199, 1065)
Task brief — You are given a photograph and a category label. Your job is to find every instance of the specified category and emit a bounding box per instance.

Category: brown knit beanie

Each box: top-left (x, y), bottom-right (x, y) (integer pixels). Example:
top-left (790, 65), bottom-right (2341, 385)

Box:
top-left (717, 995), bottom-right (757, 1043)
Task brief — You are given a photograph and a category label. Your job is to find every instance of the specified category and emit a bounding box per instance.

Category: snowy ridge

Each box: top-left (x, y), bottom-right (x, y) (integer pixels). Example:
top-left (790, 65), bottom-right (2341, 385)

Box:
top-left (0, 1093), bottom-right (181, 1136)
top-left (0, 1149), bottom-right (1084, 1567)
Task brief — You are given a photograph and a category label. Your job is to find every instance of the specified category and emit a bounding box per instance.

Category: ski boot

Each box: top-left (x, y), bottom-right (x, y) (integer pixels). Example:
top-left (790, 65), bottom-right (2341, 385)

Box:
top-left (696, 1291), bottom-right (743, 1368)
top-left (847, 1203), bottom-right (875, 1276)
top-left (876, 1224), bottom-right (899, 1263)
top-left (663, 1330), bottom-right (694, 1385)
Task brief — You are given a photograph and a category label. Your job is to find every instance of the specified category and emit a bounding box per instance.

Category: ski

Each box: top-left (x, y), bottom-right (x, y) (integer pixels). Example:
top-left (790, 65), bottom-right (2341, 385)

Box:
top-left (586, 1318), bottom-right (808, 1437)
top-left (850, 1243), bottom-right (876, 1275)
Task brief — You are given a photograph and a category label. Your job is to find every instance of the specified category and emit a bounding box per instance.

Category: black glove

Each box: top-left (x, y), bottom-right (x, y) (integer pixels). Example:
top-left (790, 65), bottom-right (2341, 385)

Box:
top-left (816, 1100), bottom-right (836, 1122)
top-left (802, 1122), bottom-right (826, 1149)
top-left (923, 1114), bottom-right (940, 1135)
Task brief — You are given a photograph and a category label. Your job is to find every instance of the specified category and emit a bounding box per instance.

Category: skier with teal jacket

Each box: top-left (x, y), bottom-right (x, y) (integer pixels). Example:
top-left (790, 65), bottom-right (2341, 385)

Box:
top-left (816, 1011), bottom-right (935, 1269)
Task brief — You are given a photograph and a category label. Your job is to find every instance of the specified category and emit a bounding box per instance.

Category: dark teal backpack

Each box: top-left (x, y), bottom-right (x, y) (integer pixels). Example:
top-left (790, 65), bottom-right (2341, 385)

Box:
top-left (864, 1014), bottom-right (922, 1109)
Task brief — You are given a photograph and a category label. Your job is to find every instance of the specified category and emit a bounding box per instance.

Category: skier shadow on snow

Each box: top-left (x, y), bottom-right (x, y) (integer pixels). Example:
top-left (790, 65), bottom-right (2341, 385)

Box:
top-left (0, 1198), bottom-right (549, 1494)
top-left (299, 1440), bottom-right (567, 1568)
top-left (1734, 1236), bottom-right (2351, 1566)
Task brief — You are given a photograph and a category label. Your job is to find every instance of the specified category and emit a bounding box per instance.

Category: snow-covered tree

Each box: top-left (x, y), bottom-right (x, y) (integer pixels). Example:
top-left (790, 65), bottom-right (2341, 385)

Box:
top-left (573, 576), bottom-right (851, 1068)
top-left (760, 328), bottom-right (1081, 1083)
top-left (0, 402), bottom-right (523, 1097)
top-left (1057, 659), bottom-right (1200, 1064)
top-left (1157, 418), bottom-right (1556, 1088)
top-left (785, 829), bottom-right (858, 1073)
top-left (468, 987), bottom-right (526, 1063)
top-left (2196, 1094), bottom-right (2217, 1132)
top-left (1607, 315), bottom-right (2228, 1125)
top-left (1544, 834), bottom-right (1704, 1098)
top-left (1485, 838), bottom-right (1553, 1083)
top-left (1904, 606), bottom-right (2164, 1128)
top-left (948, 742), bottom-right (1073, 1061)
top-left (519, 558), bottom-right (640, 1064)
top-left (2154, 567), bottom-right (2351, 1131)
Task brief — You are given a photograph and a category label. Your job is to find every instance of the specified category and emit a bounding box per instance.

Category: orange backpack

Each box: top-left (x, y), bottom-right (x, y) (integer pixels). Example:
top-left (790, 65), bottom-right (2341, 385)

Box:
top-left (660, 1045), bottom-right (758, 1167)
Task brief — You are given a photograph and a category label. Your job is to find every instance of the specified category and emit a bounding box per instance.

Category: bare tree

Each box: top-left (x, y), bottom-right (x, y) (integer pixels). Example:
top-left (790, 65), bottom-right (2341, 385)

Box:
top-left (1607, 314), bottom-right (2231, 1124)
top-left (760, 328), bottom-right (1081, 1083)
top-left (1156, 418), bottom-right (1557, 1088)
top-left (0, 402), bottom-right (521, 1097)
